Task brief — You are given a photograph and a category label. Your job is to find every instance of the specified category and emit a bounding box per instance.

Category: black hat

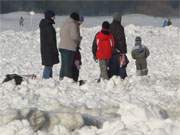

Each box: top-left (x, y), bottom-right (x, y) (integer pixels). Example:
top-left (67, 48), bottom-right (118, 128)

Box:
top-left (44, 10), bottom-right (55, 19)
top-left (70, 12), bottom-right (80, 21)
top-left (135, 36), bottom-right (142, 41)
top-left (102, 21), bottom-right (110, 29)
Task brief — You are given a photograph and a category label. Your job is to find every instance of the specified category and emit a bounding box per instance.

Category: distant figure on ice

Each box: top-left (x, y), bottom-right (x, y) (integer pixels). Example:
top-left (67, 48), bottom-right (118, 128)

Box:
top-left (19, 16), bottom-right (24, 27)
top-left (92, 21), bottom-right (114, 81)
top-left (131, 36), bottom-right (150, 76)
top-left (72, 16), bottom-right (84, 82)
top-left (162, 18), bottom-right (172, 27)
top-left (59, 12), bottom-right (82, 80)
top-left (39, 10), bottom-right (59, 79)
top-left (109, 13), bottom-right (128, 79)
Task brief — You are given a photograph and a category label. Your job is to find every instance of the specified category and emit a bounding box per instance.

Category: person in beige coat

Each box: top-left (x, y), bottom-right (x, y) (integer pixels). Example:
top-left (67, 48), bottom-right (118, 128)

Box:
top-left (59, 12), bottom-right (82, 80)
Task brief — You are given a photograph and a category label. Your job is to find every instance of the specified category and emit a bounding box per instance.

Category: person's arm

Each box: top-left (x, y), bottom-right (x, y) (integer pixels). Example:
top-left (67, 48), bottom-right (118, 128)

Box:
top-left (70, 22), bottom-right (81, 43)
top-left (131, 49), bottom-right (136, 59)
top-left (92, 34), bottom-right (97, 60)
top-left (145, 46), bottom-right (150, 58)
top-left (111, 34), bottom-right (115, 49)
top-left (120, 27), bottom-right (127, 54)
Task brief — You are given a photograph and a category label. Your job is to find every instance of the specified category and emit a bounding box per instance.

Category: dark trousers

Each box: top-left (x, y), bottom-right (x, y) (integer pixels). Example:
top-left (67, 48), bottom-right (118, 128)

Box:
top-left (109, 54), bottom-right (127, 79)
top-left (108, 54), bottom-right (119, 78)
top-left (118, 67), bottom-right (127, 79)
top-left (73, 67), bottom-right (79, 82)
top-left (59, 49), bottom-right (75, 79)
top-left (43, 66), bottom-right (52, 79)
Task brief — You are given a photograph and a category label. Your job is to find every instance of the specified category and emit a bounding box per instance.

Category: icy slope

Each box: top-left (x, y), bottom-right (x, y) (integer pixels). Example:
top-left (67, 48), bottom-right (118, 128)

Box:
top-left (0, 24), bottom-right (180, 135)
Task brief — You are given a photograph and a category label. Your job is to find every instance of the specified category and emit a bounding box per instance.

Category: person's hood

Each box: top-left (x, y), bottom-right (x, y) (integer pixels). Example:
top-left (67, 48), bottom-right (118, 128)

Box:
top-left (44, 10), bottom-right (55, 19)
top-left (101, 28), bottom-right (110, 35)
top-left (98, 31), bottom-right (111, 40)
top-left (113, 12), bottom-right (122, 22)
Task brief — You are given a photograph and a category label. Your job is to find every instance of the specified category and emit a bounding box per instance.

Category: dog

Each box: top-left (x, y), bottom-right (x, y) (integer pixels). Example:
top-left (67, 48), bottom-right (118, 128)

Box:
top-left (2, 74), bottom-right (36, 85)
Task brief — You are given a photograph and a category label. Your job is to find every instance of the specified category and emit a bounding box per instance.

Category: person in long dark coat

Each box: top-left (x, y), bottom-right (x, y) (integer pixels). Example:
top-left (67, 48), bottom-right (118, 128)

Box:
top-left (39, 10), bottom-right (59, 79)
top-left (109, 13), bottom-right (128, 79)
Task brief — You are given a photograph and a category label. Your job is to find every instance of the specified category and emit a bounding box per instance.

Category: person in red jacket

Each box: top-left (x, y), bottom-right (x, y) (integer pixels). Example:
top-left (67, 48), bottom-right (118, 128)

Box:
top-left (92, 21), bottom-right (114, 81)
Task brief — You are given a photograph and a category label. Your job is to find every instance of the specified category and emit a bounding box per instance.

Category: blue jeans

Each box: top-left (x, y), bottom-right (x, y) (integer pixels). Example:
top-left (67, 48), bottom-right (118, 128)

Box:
top-left (43, 66), bottom-right (53, 79)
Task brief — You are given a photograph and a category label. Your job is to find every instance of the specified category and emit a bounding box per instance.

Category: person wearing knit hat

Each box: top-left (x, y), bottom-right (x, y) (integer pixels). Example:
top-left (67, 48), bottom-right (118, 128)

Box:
top-left (92, 21), bottom-right (115, 81)
top-left (58, 12), bottom-right (82, 80)
top-left (39, 10), bottom-right (59, 79)
top-left (131, 36), bottom-right (150, 76)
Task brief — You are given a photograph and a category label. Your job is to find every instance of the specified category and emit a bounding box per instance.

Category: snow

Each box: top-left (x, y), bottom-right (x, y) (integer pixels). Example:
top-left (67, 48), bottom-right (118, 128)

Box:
top-left (0, 12), bottom-right (180, 134)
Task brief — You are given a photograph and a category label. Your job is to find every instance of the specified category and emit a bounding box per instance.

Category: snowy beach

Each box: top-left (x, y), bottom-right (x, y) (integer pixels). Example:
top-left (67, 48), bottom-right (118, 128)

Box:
top-left (0, 12), bottom-right (180, 135)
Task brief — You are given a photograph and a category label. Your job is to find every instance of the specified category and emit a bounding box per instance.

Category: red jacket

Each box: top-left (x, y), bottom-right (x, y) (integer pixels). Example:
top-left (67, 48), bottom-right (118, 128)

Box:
top-left (95, 31), bottom-right (114, 60)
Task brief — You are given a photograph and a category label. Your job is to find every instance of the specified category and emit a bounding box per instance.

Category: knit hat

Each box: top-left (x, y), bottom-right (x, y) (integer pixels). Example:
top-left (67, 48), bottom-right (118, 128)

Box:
top-left (70, 12), bottom-right (80, 21)
top-left (113, 12), bottom-right (122, 22)
top-left (135, 36), bottom-right (142, 41)
top-left (44, 10), bottom-right (55, 19)
top-left (102, 21), bottom-right (110, 29)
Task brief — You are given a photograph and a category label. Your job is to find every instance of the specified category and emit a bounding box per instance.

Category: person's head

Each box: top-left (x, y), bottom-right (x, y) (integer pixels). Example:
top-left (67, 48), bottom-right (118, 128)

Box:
top-left (102, 21), bottom-right (110, 31)
top-left (135, 36), bottom-right (142, 45)
top-left (113, 12), bottom-right (122, 22)
top-left (44, 10), bottom-right (55, 20)
top-left (70, 12), bottom-right (80, 22)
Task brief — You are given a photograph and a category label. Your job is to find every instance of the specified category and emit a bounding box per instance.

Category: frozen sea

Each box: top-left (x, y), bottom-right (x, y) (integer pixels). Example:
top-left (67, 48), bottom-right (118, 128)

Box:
top-left (0, 12), bottom-right (180, 135)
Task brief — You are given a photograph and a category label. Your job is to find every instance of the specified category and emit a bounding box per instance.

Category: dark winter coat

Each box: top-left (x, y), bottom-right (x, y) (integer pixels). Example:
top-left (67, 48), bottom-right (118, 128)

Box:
top-left (110, 20), bottom-right (127, 54)
top-left (39, 18), bottom-right (59, 66)
top-left (92, 30), bottom-right (114, 60)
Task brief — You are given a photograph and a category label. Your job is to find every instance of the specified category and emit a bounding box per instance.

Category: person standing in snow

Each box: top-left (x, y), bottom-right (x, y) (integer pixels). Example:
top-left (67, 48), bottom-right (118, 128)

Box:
top-left (39, 10), bottom-right (59, 79)
top-left (19, 16), bottom-right (24, 27)
top-left (72, 16), bottom-right (84, 82)
top-left (92, 21), bottom-right (114, 81)
top-left (162, 18), bottom-right (172, 27)
top-left (109, 13), bottom-right (128, 79)
top-left (59, 12), bottom-right (82, 80)
top-left (131, 36), bottom-right (150, 76)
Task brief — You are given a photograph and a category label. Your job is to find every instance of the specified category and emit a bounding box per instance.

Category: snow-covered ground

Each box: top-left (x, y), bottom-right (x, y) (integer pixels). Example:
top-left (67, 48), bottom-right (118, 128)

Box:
top-left (0, 12), bottom-right (180, 135)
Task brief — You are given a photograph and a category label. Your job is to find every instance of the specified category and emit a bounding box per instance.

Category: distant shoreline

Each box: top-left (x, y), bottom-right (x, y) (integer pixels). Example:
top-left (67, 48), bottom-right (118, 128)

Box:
top-left (0, 1), bottom-right (180, 17)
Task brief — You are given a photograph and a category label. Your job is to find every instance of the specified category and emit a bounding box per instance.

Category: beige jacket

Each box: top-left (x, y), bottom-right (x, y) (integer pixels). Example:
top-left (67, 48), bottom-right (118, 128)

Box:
top-left (59, 17), bottom-right (81, 51)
